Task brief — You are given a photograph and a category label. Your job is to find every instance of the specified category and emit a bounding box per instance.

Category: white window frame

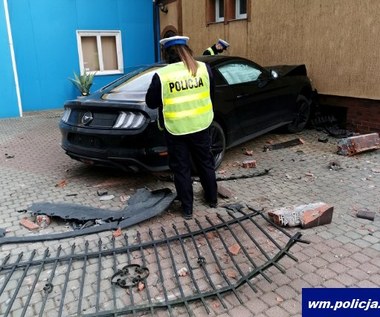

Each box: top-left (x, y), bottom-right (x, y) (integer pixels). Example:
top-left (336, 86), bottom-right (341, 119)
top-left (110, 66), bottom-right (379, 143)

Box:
top-left (76, 30), bottom-right (124, 76)
top-left (215, 0), bottom-right (224, 22)
top-left (235, 0), bottom-right (247, 19)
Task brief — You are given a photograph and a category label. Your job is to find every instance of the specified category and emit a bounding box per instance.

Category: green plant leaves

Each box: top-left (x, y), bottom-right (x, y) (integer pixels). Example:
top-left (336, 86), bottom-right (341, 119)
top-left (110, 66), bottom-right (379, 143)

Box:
top-left (69, 70), bottom-right (95, 96)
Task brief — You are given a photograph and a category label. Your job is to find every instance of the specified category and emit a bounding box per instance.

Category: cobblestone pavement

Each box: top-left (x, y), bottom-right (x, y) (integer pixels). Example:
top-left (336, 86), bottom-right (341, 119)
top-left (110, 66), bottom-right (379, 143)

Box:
top-left (0, 110), bottom-right (379, 316)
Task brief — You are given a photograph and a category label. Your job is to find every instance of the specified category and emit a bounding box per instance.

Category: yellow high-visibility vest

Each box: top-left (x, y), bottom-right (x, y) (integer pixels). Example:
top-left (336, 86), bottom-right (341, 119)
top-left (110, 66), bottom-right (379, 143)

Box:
top-left (156, 62), bottom-right (213, 135)
top-left (206, 47), bottom-right (215, 55)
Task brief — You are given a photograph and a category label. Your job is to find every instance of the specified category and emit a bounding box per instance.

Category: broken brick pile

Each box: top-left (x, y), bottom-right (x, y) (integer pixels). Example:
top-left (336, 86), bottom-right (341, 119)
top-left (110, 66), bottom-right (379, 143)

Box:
top-left (268, 202), bottom-right (334, 229)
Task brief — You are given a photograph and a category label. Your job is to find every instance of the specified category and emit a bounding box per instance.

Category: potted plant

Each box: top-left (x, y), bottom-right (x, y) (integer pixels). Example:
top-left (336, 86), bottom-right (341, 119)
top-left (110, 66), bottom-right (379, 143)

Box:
top-left (69, 69), bottom-right (95, 96)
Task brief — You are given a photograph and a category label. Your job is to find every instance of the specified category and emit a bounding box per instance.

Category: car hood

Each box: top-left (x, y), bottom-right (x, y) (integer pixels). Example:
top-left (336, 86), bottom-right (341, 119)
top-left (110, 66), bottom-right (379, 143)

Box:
top-left (265, 64), bottom-right (307, 77)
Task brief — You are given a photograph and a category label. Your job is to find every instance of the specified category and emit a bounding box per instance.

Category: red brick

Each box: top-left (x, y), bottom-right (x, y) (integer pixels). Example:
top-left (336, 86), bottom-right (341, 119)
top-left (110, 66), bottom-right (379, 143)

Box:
top-left (268, 202), bottom-right (334, 228)
top-left (229, 243), bottom-right (241, 255)
top-left (241, 160), bottom-right (256, 168)
top-left (217, 184), bottom-right (234, 198)
top-left (301, 204), bottom-right (334, 228)
top-left (337, 133), bottom-right (380, 156)
top-left (20, 217), bottom-right (40, 230)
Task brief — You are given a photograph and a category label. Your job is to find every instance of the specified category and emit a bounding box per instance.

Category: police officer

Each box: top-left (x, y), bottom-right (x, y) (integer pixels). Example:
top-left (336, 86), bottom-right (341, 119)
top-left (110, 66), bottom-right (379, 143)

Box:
top-left (203, 39), bottom-right (230, 55)
top-left (145, 35), bottom-right (218, 219)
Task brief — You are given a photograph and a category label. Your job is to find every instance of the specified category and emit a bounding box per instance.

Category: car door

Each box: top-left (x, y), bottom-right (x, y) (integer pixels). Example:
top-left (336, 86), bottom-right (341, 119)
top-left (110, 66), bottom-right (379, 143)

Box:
top-left (216, 61), bottom-right (286, 136)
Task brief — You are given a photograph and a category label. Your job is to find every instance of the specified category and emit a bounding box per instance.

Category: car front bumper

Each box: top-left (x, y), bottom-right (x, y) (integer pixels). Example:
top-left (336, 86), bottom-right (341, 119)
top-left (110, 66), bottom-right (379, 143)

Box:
top-left (59, 121), bottom-right (169, 172)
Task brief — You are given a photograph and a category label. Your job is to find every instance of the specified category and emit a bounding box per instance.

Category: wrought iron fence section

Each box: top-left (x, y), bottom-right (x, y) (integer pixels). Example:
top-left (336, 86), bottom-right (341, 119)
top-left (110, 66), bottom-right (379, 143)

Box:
top-left (0, 208), bottom-right (308, 316)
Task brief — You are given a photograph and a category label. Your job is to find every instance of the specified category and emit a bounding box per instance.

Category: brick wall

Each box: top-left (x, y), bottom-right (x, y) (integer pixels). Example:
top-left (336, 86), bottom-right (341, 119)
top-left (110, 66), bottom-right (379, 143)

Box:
top-left (318, 95), bottom-right (380, 133)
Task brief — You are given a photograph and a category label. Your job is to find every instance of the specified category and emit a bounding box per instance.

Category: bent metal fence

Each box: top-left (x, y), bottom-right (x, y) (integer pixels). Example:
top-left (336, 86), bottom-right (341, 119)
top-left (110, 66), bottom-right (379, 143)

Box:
top-left (0, 207), bottom-right (308, 316)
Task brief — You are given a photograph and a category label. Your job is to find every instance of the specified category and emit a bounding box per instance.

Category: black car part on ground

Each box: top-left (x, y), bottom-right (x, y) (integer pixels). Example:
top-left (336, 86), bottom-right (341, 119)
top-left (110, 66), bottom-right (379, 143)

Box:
top-left (0, 188), bottom-right (176, 246)
top-left (311, 114), bottom-right (355, 138)
top-left (0, 205), bottom-right (309, 317)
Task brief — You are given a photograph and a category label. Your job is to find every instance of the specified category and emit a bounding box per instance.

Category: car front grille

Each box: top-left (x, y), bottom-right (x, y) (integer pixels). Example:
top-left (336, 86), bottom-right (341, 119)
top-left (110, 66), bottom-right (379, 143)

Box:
top-left (68, 133), bottom-right (104, 149)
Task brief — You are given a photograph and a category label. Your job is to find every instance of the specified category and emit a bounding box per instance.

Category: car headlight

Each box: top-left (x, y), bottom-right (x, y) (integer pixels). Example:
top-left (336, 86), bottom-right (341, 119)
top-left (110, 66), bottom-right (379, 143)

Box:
top-left (113, 111), bottom-right (146, 129)
top-left (61, 108), bottom-right (71, 123)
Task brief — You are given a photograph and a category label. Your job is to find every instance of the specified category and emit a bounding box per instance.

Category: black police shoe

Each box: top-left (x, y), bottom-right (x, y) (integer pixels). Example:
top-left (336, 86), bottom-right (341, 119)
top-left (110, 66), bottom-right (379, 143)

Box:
top-left (208, 201), bottom-right (218, 208)
top-left (183, 213), bottom-right (193, 220)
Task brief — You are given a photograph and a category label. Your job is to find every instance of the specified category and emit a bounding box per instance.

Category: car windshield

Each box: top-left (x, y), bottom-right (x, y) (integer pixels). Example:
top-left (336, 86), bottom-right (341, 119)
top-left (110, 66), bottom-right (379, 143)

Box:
top-left (102, 66), bottom-right (163, 101)
top-left (218, 63), bottom-right (262, 85)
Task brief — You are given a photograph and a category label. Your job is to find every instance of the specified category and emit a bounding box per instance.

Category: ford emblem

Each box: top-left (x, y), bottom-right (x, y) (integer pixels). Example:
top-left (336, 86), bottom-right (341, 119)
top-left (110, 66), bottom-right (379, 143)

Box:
top-left (81, 112), bottom-right (93, 125)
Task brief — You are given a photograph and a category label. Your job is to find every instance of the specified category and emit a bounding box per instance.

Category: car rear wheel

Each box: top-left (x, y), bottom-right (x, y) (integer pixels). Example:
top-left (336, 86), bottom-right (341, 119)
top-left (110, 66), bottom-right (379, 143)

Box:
top-left (210, 121), bottom-right (226, 169)
top-left (287, 95), bottom-right (311, 133)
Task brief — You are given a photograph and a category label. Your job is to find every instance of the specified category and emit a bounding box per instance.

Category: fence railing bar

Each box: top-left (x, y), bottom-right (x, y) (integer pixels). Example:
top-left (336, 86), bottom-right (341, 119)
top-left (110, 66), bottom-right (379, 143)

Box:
top-left (232, 231), bottom-right (305, 288)
top-left (20, 248), bottom-right (50, 317)
top-left (38, 245), bottom-right (62, 317)
top-left (194, 218), bottom-right (243, 305)
top-left (123, 233), bottom-right (137, 316)
top-left (111, 236), bottom-right (118, 316)
top-left (205, 216), bottom-right (258, 293)
top-left (136, 231), bottom-right (155, 316)
top-left (161, 227), bottom-right (192, 316)
top-left (183, 221), bottom-right (227, 309)
top-left (0, 252), bottom-right (22, 297)
top-left (216, 213), bottom-right (272, 283)
top-left (0, 253), bottom-right (10, 272)
top-left (148, 228), bottom-right (174, 317)
top-left (172, 223), bottom-right (210, 314)
top-left (245, 208), bottom-right (306, 262)
top-left (3, 250), bottom-right (36, 317)
top-left (77, 240), bottom-right (89, 316)
top-left (226, 210), bottom-right (286, 273)
top-left (95, 239), bottom-right (103, 314)
top-left (58, 243), bottom-right (76, 317)
top-left (270, 231), bottom-right (305, 264)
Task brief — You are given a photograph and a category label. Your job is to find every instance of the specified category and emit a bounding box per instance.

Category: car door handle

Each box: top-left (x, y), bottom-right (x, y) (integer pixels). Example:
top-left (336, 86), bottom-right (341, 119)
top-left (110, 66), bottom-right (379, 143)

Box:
top-left (236, 94), bottom-right (249, 99)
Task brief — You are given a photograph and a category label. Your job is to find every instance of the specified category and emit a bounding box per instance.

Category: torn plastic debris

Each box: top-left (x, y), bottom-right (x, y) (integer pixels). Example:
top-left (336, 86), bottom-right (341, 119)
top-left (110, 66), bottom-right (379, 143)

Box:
top-left (0, 188), bottom-right (176, 245)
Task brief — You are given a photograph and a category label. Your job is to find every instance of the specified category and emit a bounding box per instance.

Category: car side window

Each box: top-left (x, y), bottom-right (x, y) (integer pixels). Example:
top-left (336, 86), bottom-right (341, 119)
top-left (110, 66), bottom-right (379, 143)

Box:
top-left (218, 63), bottom-right (262, 85)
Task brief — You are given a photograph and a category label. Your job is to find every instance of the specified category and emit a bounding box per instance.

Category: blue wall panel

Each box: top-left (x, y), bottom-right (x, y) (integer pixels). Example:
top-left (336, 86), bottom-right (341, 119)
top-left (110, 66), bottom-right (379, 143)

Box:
top-left (0, 2), bottom-right (19, 118)
top-left (7, 0), bottom-right (155, 114)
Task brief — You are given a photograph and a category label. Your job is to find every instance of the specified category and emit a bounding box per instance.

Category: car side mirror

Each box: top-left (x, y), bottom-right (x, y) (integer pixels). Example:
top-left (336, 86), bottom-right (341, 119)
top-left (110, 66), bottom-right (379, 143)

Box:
top-left (271, 70), bottom-right (279, 79)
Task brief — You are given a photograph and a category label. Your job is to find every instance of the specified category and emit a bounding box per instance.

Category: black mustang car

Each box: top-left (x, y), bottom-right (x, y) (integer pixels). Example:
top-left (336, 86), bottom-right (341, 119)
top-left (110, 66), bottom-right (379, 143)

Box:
top-left (59, 55), bottom-right (315, 172)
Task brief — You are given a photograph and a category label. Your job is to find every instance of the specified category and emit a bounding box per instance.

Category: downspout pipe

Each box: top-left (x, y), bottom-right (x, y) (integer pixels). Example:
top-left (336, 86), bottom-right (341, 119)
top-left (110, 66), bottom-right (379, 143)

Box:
top-left (3, 0), bottom-right (22, 117)
top-left (153, 0), bottom-right (161, 63)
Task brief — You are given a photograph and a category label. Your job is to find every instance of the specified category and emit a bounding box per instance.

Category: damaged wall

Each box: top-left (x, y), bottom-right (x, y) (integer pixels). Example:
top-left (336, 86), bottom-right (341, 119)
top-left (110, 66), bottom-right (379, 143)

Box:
top-left (173, 0), bottom-right (380, 101)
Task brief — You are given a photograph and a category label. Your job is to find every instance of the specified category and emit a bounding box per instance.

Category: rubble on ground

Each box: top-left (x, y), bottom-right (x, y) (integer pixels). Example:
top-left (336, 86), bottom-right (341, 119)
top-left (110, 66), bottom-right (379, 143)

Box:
top-left (268, 202), bottom-right (334, 228)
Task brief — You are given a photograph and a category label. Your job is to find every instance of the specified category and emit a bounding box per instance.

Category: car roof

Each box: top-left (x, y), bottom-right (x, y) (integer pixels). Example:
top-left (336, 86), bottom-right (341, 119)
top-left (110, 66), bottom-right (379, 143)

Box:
top-left (97, 55), bottom-right (254, 96)
top-left (146, 55), bottom-right (251, 69)
top-left (196, 55), bottom-right (251, 65)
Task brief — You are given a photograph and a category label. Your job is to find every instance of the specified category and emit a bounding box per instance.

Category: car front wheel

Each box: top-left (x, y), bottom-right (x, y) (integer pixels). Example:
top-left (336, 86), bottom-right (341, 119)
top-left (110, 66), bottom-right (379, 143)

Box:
top-left (287, 95), bottom-right (311, 133)
top-left (209, 121), bottom-right (226, 169)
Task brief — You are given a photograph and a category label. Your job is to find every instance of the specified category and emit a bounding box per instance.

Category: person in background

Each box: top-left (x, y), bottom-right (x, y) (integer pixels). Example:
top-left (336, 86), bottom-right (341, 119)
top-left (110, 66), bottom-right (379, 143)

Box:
top-left (203, 39), bottom-right (230, 55)
top-left (145, 35), bottom-right (218, 220)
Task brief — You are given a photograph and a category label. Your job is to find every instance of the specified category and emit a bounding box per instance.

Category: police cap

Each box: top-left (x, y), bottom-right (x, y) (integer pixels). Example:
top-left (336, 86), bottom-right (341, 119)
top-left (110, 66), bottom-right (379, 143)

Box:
top-left (160, 36), bottom-right (190, 49)
top-left (218, 39), bottom-right (230, 49)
